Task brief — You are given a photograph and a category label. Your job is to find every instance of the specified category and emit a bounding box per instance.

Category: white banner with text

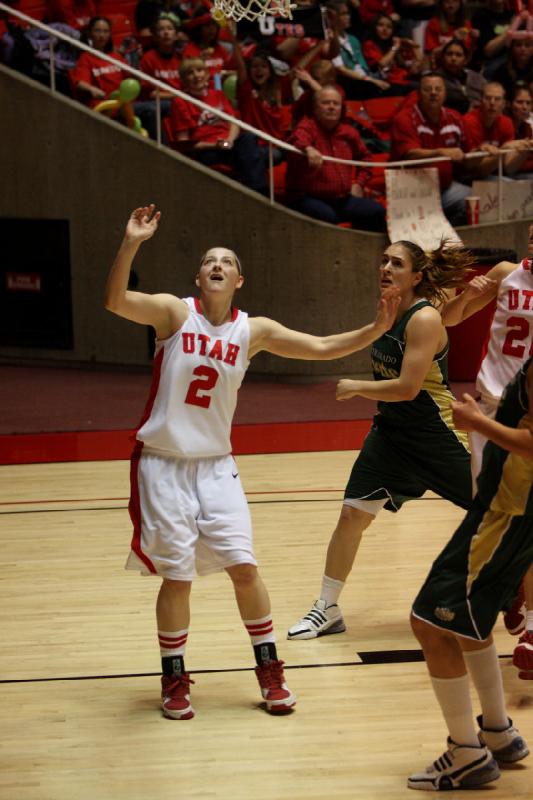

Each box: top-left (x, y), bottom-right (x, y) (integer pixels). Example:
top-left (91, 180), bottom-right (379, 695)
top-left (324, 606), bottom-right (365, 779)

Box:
top-left (385, 168), bottom-right (462, 248)
top-left (470, 179), bottom-right (533, 223)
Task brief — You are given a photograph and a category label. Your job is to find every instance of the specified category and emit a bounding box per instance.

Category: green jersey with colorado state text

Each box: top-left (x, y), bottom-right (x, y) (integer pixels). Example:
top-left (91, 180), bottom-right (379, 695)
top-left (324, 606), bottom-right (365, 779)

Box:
top-left (371, 299), bottom-right (468, 445)
top-left (343, 299), bottom-right (471, 513)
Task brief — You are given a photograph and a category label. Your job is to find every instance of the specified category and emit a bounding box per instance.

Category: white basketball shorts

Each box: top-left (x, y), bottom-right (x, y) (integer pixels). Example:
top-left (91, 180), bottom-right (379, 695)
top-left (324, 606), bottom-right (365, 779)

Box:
top-left (126, 448), bottom-right (256, 580)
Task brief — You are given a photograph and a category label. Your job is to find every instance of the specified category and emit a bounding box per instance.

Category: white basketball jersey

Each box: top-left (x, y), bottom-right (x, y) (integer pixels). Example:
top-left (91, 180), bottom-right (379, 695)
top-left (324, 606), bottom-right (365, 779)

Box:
top-left (476, 259), bottom-right (533, 402)
top-left (136, 297), bottom-right (250, 457)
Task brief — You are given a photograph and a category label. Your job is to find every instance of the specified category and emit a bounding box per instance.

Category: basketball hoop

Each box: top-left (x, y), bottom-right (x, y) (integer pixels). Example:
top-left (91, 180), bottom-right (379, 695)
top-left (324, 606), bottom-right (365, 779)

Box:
top-left (211, 0), bottom-right (296, 23)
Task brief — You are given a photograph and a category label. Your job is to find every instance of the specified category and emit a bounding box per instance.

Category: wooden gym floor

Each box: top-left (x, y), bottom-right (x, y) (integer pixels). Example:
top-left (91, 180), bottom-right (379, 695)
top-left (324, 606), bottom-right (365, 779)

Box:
top-left (1, 451), bottom-right (532, 800)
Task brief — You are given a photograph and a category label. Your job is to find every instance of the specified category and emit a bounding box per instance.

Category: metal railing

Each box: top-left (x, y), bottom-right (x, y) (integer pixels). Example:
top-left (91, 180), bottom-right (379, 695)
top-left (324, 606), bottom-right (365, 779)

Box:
top-left (0, 2), bottom-right (521, 216)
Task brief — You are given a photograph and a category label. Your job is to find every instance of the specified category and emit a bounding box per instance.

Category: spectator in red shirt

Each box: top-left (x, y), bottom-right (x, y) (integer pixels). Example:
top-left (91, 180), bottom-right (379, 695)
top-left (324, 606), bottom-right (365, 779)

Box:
top-left (140, 15), bottom-right (185, 97)
top-left (136, 14), bottom-right (186, 139)
top-left (424, 0), bottom-right (477, 65)
top-left (362, 14), bottom-right (423, 94)
top-left (182, 11), bottom-right (232, 87)
top-left (508, 83), bottom-right (533, 179)
top-left (358, 0), bottom-right (399, 27)
top-left (232, 42), bottom-right (292, 159)
top-left (46, 0), bottom-right (96, 30)
top-left (390, 71), bottom-right (470, 225)
top-left (285, 86), bottom-right (386, 230)
top-left (291, 59), bottom-right (346, 126)
top-left (168, 58), bottom-right (267, 194)
top-left (69, 16), bottom-right (127, 106)
top-left (463, 81), bottom-right (531, 176)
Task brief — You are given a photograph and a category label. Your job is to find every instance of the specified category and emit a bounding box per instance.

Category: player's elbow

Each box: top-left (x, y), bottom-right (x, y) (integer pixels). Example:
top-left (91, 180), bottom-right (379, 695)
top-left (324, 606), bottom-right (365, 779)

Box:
top-left (441, 311), bottom-right (461, 328)
top-left (104, 293), bottom-right (122, 314)
top-left (318, 338), bottom-right (340, 359)
top-left (520, 431), bottom-right (533, 459)
top-left (399, 382), bottom-right (420, 401)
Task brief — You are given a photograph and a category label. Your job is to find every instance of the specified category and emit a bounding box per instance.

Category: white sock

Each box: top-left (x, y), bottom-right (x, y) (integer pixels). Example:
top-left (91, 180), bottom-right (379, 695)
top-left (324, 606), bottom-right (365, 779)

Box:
top-left (464, 643), bottom-right (509, 731)
top-left (526, 610), bottom-right (533, 631)
top-left (158, 628), bottom-right (188, 658)
top-left (243, 614), bottom-right (275, 645)
top-left (430, 674), bottom-right (479, 747)
top-left (320, 574), bottom-right (344, 607)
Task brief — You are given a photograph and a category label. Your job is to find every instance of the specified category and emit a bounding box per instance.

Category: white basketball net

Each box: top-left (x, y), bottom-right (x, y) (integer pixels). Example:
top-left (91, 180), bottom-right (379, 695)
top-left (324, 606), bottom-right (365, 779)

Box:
top-left (211, 0), bottom-right (296, 22)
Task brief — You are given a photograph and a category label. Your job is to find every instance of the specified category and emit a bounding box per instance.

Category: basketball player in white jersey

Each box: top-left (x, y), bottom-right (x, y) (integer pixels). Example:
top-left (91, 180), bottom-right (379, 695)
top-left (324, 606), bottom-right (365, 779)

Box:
top-left (104, 204), bottom-right (400, 719)
top-left (442, 225), bottom-right (533, 679)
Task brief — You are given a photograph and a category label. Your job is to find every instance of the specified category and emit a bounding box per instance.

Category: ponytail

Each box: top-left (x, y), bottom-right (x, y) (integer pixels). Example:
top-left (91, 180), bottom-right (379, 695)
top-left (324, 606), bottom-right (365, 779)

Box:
top-left (395, 239), bottom-right (475, 305)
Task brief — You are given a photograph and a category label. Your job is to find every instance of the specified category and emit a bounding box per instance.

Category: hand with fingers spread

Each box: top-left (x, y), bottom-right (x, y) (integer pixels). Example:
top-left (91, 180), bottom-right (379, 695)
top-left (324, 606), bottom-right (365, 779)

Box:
top-left (375, 286), bottom-right (401, 334)
top-left (125, 204), bottom-right (161, 244)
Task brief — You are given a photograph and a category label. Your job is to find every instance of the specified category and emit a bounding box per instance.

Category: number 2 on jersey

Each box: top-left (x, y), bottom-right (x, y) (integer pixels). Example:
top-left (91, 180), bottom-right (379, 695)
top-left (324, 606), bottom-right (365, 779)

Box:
top-left (185, 366), bottom-right (219, 408)
top-left (502, 316), bottom-right (533, 358)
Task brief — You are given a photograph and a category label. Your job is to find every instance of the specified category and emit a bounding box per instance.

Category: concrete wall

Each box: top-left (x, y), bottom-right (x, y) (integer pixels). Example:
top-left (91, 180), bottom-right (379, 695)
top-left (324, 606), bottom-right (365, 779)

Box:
top-left (1, 64), bottom-right (531, 380)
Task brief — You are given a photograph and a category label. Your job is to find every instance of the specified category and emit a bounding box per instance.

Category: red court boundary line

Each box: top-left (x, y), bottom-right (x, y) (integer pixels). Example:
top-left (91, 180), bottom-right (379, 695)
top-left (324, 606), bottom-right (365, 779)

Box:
top-left (0, 419), bottom-right (371, 465)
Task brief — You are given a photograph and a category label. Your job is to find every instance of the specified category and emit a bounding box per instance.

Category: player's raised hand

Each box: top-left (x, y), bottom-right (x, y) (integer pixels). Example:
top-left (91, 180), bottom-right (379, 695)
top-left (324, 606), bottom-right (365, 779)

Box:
top-left (452, 393), bottom-right (482, 431)
top-left (375, 286), bottom-right (400, 332)
top-left (125, 204), bottom-right (161, 243)
top-left (464, 274), bottom-right (497, 299)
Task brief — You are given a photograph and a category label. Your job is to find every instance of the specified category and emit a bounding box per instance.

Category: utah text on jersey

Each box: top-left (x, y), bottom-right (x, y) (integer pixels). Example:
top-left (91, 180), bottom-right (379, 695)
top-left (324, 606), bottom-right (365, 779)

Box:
top-left (182, 332), bottom-right (241, 366)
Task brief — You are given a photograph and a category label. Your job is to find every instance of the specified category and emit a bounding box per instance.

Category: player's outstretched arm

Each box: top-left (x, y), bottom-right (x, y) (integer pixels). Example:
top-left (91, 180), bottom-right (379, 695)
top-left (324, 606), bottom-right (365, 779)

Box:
top-left (248, 288), bottom-right (400, 360)
top-left (440, 261), bottom-right (513, 327)
top-left (336, 306), bottom-right (443, 402)
top-left (452, 363), bottom-right (533, 459)
top-left (104, 205), bottom-right (187, 338)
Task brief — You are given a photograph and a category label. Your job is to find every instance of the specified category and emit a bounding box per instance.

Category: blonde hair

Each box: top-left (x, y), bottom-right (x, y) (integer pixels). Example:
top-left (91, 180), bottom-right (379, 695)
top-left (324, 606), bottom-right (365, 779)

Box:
top-left (179, 58), bottom-right (207, 79)
top-left (395, 239), bottom-right (475, 305)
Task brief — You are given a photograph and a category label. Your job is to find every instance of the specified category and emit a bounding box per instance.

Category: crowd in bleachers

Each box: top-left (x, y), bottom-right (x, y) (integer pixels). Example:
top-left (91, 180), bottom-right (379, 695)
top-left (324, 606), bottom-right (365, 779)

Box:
top-left (2, 0), bottom-right (533, 228)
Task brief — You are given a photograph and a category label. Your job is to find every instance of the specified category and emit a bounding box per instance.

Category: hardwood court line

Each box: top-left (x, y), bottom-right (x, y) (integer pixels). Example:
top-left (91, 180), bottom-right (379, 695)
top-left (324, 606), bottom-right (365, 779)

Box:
top-left (0, 496), bottom-right (448, 516)
top-left (0, 488), bottom-right (345, 507)
top-left (0, 652), bottom-right (514, 685)
top-left (0, 496), bottom-right (129, 506)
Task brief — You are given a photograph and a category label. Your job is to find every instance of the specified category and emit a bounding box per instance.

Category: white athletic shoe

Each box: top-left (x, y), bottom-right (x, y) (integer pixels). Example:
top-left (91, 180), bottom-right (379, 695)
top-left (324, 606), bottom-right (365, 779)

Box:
top-left (477, 716), bottom-right (530, 763)
top-left (287, 599), bottom-right (346, 640)
top-left (407, 739), bottom-right (500, 791)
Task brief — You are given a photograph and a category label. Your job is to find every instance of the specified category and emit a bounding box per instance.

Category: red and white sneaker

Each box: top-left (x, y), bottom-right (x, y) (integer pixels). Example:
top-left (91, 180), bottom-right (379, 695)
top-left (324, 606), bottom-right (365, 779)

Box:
top-left (503, 584), bottom-right (526, 635)
top-left (255, 659), bottom-right (296, 714)
top-left (513, 631), bottom-right (533, 680)
top-left (161, 673), bottom-right (195, 719)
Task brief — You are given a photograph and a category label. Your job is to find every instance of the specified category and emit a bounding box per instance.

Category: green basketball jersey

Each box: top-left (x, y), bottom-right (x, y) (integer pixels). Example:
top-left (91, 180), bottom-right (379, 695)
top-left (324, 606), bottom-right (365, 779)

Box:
top-left (478, 357), bottom-right (533, 516)
top-left (370, 300), bottom-right (467, 447)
